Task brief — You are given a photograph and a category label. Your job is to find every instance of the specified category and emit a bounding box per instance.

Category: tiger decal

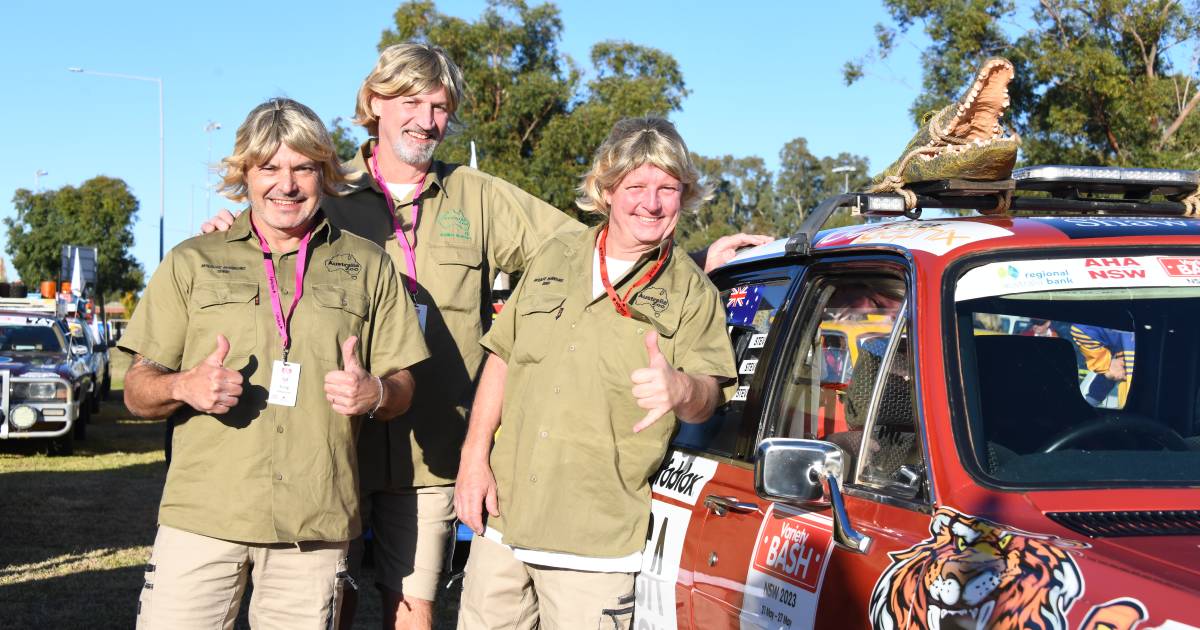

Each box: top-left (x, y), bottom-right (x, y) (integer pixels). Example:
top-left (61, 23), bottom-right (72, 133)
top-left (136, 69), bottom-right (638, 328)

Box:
top-left (869, 507), bottom-right (1083, 630)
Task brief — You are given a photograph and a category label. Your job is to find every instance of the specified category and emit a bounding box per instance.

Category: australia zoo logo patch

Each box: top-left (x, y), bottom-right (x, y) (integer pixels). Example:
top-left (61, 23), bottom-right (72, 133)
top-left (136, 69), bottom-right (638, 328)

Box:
top-left (325, 253), bottom-right (362, 279)
top-left (437, 208), bottom-right (472, 241)
top-left (634, 287), bottom-right (669, 316)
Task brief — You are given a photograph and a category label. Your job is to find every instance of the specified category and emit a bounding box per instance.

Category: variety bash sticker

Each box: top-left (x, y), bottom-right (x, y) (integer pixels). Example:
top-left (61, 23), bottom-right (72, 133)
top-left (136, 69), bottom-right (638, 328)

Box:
top-left (740, 505), bottom-right (835, 629)
top-left (956, 255), bottom-right (1200, 301)
top-left (815, 220), bottom-right (1013, 256)
top-left (1034, 216), bottom-right (1200, 239)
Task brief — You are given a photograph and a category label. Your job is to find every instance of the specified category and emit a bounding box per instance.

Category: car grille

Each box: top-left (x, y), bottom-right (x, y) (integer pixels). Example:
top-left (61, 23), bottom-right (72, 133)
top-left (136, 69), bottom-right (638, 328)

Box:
top-left (1047, 510), bottom-right (1200, 537)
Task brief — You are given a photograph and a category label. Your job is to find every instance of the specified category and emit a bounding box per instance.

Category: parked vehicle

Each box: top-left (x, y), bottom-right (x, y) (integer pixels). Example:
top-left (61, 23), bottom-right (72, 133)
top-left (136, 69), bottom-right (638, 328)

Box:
top-left (68, 318), bottom-right (109, 409)
top-left (0, 310), bottom-right (93, 454)
top-left (636, 165), bottom-right (1200, 629)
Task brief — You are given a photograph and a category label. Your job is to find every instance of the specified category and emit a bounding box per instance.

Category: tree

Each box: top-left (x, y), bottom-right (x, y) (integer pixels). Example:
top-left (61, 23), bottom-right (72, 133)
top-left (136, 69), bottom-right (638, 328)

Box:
top-left (683, 155), bottom-right (777, 251)
top-left (5, 176), bottom-right (145, 300)
top-left (329, 117), bottom-right (362, 163)
top-left (846, 0), bottom-right (1200, 169)
top-left (776, 139), bottom-right (871, 232)
top-left (376, 0), bottom-right (687, 216)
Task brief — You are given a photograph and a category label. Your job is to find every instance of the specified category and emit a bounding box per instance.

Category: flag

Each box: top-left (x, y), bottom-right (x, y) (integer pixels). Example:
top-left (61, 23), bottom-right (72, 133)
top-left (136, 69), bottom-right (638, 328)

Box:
top-left (727, 285), bottom-right (763, 326)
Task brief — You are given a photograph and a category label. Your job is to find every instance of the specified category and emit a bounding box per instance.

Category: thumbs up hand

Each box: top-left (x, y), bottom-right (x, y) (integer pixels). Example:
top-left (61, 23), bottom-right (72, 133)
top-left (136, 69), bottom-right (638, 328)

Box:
top-left (630, 331), bottom-right (688, 433)
top-left (174, 334), bottom-right (244, 414)
top-left (324, 336), bottom-right (380, 416)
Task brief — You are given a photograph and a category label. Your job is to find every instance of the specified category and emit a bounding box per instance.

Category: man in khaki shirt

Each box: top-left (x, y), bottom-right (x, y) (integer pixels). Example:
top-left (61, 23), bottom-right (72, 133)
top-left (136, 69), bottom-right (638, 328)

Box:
top-left (455, 117), bottom-right (737, 629)
top-left (205, 43), bottom-right (766, 630)
top-left (122, 98), bottom-right (428, 629)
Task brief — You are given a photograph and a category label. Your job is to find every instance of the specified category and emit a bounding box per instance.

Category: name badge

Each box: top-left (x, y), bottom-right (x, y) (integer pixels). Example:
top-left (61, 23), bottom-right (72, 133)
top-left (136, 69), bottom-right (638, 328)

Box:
top-left (267, 360), bottom-right (301, 407)
top-left (415, 303), bottom-right (428, 333)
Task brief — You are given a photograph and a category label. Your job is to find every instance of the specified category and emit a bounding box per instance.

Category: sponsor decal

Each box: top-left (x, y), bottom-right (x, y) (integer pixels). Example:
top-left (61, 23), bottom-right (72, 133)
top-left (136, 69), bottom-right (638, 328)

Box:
top-left (634, 499), bottom-right (693, 630)
top-left (1082, 598), bottom-right (1148, 630)
top-left (740, 505), bottom-right (834, 629)
top-left (732, 385), bottom-right (750, 401)
top-left (728, 285), bottom-right (764, 326)
top-left (21, 371), bottom-right (59, 378)
top-left (437, 208), bottom-right (472, 240)
top-left (325, 253), bottom-right (362, 279)
top-left (532, 275), bottom-right (564, 286)
top-left (739, 359), bottom-right (758, 375)
top-left (957, 255), bottom-right (1200, 301)
top-left (634, 287), bottom-right (670, 316)
top-left (649, 450), bottom-right (718, 506)
top-left (0, 315), bottom-right (57, 327)
top-left (1158, 257), bottom-right (1200, 278)
top-left (868, 507), bottom-right (1082, 630)
top-left (816, 220), bottom-right (1013, 256)
top-left (1034, 217), bottom-right (1200, 239)
top-left (748, 333), bottom-right (768, 349)
top-left (200, 263), bottom-right (247, 275)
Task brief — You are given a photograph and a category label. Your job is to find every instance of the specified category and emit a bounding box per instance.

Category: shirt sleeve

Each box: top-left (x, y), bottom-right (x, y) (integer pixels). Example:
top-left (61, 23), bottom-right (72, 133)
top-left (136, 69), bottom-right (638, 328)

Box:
top-left (480, 268), bottom-right (532, 362)
top-left (483, 175), bottom-right (583, 274)
top-left (673, 276), bottom-right (739, 403)
top-left (117, 249), bottom-right (190, 370)
top-left (364, 253), bottom-right (430, 375)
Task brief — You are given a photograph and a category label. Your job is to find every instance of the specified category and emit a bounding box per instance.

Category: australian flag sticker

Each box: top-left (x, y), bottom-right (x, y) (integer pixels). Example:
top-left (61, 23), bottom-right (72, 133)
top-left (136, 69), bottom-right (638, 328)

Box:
top-left (727, 285), bottom-right (763, 326)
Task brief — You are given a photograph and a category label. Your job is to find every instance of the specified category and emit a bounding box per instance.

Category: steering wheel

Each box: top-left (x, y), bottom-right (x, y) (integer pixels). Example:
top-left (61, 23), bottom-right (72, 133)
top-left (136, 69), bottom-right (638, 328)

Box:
top-left (1042, 415), bottom-right (1189, 453)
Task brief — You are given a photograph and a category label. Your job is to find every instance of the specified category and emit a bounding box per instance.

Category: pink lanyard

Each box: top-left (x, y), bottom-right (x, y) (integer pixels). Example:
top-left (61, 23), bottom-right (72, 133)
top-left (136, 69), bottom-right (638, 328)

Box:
top-left (370, 145), bottom-right (425, 296)
top-left (250, 214), bottom-right (313, 361)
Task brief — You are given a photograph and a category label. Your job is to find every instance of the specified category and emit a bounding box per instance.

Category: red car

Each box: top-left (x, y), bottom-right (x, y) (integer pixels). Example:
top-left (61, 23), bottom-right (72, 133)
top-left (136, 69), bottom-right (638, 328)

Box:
top-left (635, 165), bottom-right (1200, 629)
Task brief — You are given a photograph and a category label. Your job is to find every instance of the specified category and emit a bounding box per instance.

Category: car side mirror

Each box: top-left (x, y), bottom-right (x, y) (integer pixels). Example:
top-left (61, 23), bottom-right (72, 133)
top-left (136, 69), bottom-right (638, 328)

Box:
top-left (93, 341), bottom-right (106, 352)
top-left (754, 438), bottom-right (872, 553)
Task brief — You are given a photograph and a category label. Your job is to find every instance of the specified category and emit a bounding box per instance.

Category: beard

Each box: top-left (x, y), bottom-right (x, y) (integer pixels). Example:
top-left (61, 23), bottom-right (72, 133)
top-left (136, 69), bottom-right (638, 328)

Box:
top-left (391, 129), bottom-right (441, 166)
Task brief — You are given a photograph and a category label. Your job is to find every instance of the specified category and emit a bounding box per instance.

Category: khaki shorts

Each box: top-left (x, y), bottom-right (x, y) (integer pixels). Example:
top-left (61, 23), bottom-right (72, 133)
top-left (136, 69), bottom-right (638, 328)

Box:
top-left (136, 525), bottom-right (350, 630)
top-left (348, 485), bottom-right (455, 602)
top-left (458, 536), bottom-right (635, 630)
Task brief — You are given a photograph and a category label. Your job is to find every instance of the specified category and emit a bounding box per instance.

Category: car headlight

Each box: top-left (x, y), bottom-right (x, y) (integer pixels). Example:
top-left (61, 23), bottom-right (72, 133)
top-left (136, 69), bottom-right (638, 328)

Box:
top-left (10, 405), bottom-right (39, 430)
top-left (11, 381), bottom-right (67, 401)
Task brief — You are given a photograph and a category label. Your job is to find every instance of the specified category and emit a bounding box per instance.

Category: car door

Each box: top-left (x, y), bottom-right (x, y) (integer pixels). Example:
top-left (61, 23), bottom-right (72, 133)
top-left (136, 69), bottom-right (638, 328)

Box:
top-left (752, 257), bottom-right (936, 628)
top-left (634, 262), bottom-right (802, 630)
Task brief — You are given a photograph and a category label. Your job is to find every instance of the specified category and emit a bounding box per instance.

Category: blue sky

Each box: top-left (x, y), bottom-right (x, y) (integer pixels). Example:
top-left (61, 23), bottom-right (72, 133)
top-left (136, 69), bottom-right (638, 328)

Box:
top-left (0, 0), bottom-right (926, 283)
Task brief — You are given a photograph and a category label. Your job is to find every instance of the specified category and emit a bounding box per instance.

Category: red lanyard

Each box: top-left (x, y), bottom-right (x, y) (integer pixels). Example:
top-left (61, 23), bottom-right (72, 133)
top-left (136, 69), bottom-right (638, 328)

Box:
top-left (597, 225), bottom-right (672, 318)
top-left (250, 214), bottom-right (313, 361)
top-left (370, 144), bottom-right (425, 296)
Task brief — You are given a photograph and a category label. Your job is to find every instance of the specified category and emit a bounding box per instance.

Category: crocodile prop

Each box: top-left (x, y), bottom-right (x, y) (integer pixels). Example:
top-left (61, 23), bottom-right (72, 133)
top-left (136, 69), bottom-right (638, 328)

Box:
top-left (869, 58), bottom-right (1020, 200)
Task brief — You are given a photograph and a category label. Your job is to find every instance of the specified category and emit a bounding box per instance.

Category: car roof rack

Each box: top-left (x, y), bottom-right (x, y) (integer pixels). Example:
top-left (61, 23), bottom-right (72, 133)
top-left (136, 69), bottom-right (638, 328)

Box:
top-left (785, 165), bottom-right (1200, 256)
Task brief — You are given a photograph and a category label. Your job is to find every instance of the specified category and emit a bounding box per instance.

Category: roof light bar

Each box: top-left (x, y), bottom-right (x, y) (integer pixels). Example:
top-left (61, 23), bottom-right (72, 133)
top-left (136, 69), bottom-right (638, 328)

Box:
top-left (1013, 165), bottom-right (1199, 196)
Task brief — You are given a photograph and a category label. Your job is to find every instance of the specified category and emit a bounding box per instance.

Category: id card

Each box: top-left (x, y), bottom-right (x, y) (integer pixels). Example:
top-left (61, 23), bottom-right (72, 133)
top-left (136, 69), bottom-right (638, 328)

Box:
top-left (267, 360), bottom-right (301, 407)
top-left (415, 303), bottom-right (428, 332)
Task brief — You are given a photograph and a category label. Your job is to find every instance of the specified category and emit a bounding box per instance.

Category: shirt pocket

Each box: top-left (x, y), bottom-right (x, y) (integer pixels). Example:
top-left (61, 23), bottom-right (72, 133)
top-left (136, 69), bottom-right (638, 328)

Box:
top-left (428, 245), bottom-right (482, 313)
top-left (189, 281), bottom-right (259, 362)
top-left (311, 284), bottom-right (370, 344)
top-left (511, 293), bottom-right (566, 365)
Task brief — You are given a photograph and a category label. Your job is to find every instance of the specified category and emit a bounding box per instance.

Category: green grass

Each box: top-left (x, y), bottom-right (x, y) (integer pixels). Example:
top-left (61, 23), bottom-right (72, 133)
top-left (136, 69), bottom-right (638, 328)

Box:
top-left (0, 363), bottom-right (461, 629)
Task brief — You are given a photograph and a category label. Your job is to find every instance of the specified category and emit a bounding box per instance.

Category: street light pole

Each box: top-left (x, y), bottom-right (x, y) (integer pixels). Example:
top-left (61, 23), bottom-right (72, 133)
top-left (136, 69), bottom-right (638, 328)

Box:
top-left (34, 169), bottom-right (47, 191)
top-left (68, 67), bottom-right (165, 261)
top-left (204, 121), bottom-right (221, 229)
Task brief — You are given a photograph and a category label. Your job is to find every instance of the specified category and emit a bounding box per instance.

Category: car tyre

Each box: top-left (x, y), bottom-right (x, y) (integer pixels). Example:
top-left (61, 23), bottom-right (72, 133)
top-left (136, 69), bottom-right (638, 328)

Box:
top-left (74, 402), bottom-right (90, 440)
top-left (49, 432), bottom-right (74, 456)
top-left (91, 385), bottom-right (102, 412)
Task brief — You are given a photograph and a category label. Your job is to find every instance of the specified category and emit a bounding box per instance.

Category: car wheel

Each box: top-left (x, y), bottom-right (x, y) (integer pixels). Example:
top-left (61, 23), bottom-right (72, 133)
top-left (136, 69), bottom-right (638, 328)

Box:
top-left (49, 432), bottom-right (74, 456)
top-left (91, 386), bottom-right (101, 412)
top-left (101, 370), bottom-right (111, 399)
top-left (74, 402), bottom-right (90, 440)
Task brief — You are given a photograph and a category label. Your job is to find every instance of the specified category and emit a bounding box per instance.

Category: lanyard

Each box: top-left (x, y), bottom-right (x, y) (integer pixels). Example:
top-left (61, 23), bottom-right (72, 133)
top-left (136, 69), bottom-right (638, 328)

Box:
top-left (250, 214), bottom-right (313, 361)
top-left (369, 144), bottom-right (425, 296)
top-left (597, 225), bottom-right (672, 318)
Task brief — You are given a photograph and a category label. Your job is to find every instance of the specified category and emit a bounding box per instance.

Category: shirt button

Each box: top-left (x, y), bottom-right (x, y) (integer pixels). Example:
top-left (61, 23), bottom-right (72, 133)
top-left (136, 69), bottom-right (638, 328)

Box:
top-left (275, 473), bottom-right (283, 481)
top-left (585, 306), bottom-right (591, 313)
top-left (341, 297), bottom-right (348, 306)
top-left (636, 327), bottom-right (644, 334)
top-left (529, 474), bottom-right (538, 483)
top-left (276, 426), bottom-right (284, 434)
top-left (540, 431), bottom-right (548, 438)
top-left (553, 386), bottom-right (560, 394)
top-left (570, 323), bottom-right (576, 329)
top-left (568, 345), bottom-right (575, 352)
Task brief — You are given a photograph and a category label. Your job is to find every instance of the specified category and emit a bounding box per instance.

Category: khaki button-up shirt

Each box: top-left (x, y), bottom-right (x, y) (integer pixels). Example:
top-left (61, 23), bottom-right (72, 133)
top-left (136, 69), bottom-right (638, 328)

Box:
top-left (332, 141), bottom-right (579, 490)
top-left (119, 210), bottom-right (429, 543)
top-left (481, 225), bottom-right (737, 558)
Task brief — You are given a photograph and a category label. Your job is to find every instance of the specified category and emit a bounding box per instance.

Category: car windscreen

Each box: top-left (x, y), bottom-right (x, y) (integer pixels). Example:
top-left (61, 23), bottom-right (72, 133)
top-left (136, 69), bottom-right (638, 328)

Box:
top-left (0, 323), bottom-right (67, 352)
top-left (953, 254), bottom-right (1200, 487)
